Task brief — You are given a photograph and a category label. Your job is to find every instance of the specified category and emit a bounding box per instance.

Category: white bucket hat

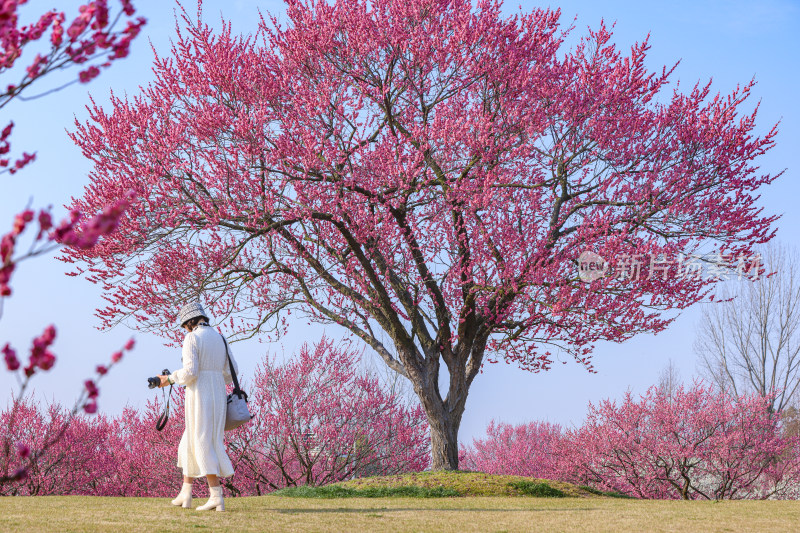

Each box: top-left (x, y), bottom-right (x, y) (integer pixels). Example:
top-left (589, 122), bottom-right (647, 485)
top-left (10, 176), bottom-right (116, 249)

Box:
top-left (178, 301), bottom-right (209, 327)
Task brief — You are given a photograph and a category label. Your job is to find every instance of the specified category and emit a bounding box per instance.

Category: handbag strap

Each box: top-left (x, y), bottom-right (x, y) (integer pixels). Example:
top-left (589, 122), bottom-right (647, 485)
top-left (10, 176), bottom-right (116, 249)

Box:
top-left (220, 334), bottom-right (242, 392)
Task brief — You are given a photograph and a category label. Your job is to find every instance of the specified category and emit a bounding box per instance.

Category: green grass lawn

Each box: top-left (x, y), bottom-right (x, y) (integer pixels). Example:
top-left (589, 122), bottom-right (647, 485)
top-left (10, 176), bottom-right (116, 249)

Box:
top-left (2, 495), bottom-right (800, 533)
top-left (1, 473), bottom-right (799, 533)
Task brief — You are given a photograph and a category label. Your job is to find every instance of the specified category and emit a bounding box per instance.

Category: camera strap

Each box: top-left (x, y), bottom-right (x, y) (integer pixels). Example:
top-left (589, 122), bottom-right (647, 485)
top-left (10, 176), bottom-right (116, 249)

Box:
top-left (156, 383), bottom-right (173, 431)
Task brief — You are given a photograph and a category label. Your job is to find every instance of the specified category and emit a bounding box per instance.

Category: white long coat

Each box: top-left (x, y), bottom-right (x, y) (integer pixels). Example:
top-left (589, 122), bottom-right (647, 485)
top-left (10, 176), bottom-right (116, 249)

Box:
top-left (169, 324), bottom-right (238, 478)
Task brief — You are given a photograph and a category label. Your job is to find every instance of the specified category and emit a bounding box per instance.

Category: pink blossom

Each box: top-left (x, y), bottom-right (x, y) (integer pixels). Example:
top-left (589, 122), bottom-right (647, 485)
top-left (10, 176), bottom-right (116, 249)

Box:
top-left (66, 17), bottom-right (89, 41)
top-left (1, 233), bottom-right (14, 262)
top-left (11, 467), bottom-right (28, 482)
top-left (1, 122), bottom-right (12, 140)
top-left (121, 0), bottom-right (135, 16)
top-left (12, 210), bottom-right (33, 236)
top-left (56, 196), bottom-right (131, 249)
top-left (16, 442), bottom-right (30, 459)
top-left (37, 351), bottom-right (55, 371)
top-left (27, 325), bottom-right (57, 372)
top-left (38, 210), bottom-right (52, 234)
top-left (2, 343), bottom-right (19, 371)
top-left (84, 380), bottom-right (99, 399)
top-left (51, 19), bottom-right (64, 46)
top-left (9, 152), bottom-right (35, 174)
top-left (24, 54), bottom-right (45, 78)
top-left (78, 65), bottom-right (100, 83)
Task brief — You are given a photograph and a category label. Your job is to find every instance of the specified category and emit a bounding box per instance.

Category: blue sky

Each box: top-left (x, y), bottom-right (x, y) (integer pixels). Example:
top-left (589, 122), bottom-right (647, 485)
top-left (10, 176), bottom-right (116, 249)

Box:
top-left (1, 0), bottom-right (798, 444)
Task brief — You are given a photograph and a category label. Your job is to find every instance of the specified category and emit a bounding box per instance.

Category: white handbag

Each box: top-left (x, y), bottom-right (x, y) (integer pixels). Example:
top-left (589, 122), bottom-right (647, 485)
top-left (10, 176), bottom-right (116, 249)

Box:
top-left (220, 335), bottom-right (253, 431)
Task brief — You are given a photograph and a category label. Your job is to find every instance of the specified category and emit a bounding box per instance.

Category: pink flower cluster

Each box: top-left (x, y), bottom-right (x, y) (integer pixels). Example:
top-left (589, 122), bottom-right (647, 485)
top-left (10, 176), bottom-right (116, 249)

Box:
top-left (459, 420), bottom-right (563, 480)
top-left (26, 325), bottom-right (56, 376)
top-left (2, 343), bottom-right (18, 371)
top-left (1, 1), bottom-right (146, 175)
top-left (0, 121), bottom-right (33, 172)
top-left (54, 191), bottom-right (134, 249)
top-left (0, 208), bottom-right (36, 296)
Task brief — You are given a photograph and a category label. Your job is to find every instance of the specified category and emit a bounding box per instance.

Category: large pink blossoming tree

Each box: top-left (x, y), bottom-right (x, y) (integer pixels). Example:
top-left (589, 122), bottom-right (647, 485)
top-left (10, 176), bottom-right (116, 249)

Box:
top-left (66, 0), bottom-right (780, 469)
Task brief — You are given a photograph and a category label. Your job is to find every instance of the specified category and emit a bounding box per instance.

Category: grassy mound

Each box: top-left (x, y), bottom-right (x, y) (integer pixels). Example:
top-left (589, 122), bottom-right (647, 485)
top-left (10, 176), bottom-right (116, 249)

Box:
top-left (275, 471), bottom-right (620, 498)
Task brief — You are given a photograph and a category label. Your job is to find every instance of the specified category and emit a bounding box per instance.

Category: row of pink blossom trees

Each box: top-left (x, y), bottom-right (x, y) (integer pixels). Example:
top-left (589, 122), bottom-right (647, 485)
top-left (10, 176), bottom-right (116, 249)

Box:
top-left (461, 383), bottom-right (800, 500)
top-left (1, 337), bottom-right (430, 496)
top-left (9, 343), bottom-right (796, 501)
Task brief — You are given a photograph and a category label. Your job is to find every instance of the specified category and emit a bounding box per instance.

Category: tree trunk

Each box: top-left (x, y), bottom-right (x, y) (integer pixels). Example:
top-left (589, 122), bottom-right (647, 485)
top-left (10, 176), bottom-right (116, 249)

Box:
top-left (429, 414), bottom-right (461, 470)
top-left (399, 333), bottom-right (483, 470)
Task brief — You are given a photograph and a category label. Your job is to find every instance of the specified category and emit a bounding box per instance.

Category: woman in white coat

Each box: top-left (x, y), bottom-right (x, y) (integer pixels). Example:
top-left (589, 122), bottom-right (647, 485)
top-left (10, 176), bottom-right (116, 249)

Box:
top-left (159, 301), bottom-right (238, 512)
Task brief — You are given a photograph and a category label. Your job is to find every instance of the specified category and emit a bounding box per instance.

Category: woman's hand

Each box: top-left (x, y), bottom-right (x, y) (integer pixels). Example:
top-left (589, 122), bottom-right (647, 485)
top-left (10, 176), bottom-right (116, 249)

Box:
top-left (159, 375), bottom-right (172, 388)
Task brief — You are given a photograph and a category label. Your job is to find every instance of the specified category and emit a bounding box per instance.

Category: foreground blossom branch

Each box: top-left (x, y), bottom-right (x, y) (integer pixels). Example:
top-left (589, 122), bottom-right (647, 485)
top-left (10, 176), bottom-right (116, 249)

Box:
top-left (1, 193), bottom-right (133, 311)
top-left (1, 0), bottom-right (144, 490)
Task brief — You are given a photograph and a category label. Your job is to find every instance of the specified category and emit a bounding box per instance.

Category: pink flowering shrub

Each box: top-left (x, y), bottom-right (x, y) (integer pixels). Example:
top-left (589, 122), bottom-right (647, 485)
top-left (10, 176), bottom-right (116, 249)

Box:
top-left (100, 393), bottom-right (187, 497)
top-left (1, 398), bottom-right (122, 495)
top-left (561, 383), bottom-right (800, 500)
top-left (225, 336), bottom-right (430, 495)
top-left (0, 338), bottom-right (135, 485)
top-left (460, 420), bottom-right (563, 480)
top-left (463, 382), bottom-right (800, 500)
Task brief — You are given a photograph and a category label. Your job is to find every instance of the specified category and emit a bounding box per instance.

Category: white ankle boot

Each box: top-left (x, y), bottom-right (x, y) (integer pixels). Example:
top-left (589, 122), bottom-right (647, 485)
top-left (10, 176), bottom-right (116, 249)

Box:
top-left (197, 486), bottom-right (224, 512)
top-left (171, 482), bottom-right (193, 508)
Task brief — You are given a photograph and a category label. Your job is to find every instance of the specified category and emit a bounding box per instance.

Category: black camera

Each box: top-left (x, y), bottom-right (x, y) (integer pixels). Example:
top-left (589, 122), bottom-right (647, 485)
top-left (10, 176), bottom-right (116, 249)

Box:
top-left (147, 369), bottom-right (171, 389)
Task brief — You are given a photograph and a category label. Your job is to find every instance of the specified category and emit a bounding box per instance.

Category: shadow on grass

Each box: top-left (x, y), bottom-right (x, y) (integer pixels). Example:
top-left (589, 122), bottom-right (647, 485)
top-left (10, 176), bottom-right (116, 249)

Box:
top-left (273, 486), bottom-right (460, 498)
top-left (270, 507), bottom-right (600, 514)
